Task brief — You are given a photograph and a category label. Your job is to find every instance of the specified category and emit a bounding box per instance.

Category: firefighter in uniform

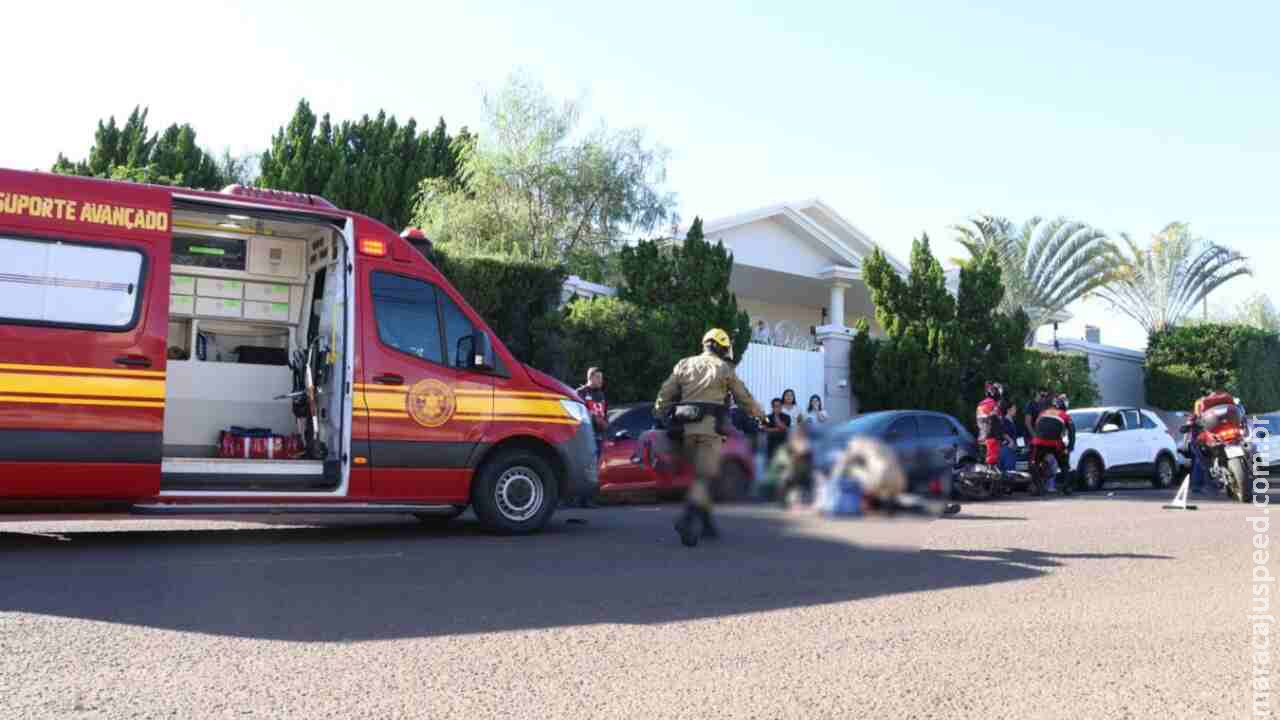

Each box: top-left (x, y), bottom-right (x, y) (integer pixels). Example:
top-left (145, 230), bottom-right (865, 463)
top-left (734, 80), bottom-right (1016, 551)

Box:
top-left (655, 328), bottom-right (765, 547)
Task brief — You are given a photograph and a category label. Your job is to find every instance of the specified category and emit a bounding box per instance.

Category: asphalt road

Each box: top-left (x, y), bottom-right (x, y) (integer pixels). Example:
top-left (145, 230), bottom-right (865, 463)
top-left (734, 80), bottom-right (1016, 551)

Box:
top-left (0, 490), bottom-right (1255, 719)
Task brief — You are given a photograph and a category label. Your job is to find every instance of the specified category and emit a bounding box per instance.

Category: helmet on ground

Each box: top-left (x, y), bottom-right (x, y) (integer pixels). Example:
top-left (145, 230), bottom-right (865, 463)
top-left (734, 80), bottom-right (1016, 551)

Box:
top-left (1054, 394), bottom-right (1069, 411)
top-left (702, 328), bottom-right (733, 360)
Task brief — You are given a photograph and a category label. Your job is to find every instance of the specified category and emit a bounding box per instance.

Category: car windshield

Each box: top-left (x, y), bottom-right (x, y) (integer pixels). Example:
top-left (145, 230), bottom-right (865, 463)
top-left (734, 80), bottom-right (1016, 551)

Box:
top-left (1071, 411), bottom-right (1101, 433)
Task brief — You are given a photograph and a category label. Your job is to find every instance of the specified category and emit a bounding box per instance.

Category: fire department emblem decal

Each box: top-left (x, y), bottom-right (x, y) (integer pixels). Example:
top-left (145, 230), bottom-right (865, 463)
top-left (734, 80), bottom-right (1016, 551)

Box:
top-left (406, 379), bottom-right (456, 428)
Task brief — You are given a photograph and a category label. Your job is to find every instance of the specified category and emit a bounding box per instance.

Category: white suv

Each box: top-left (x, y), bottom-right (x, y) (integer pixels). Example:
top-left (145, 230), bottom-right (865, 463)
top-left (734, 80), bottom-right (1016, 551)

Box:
top-left (1067, 407), bottom-right (1179, 491)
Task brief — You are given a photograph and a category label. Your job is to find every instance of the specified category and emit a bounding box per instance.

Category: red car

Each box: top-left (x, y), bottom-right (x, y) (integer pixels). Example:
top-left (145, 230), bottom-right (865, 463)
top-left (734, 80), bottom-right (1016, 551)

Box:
top-left (597, 403), bottom-right (756, 500)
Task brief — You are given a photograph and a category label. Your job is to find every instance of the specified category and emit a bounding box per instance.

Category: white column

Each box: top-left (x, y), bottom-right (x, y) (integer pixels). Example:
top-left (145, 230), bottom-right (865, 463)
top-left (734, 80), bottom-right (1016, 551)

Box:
top-left (828, 282), bottom-right (848, 329)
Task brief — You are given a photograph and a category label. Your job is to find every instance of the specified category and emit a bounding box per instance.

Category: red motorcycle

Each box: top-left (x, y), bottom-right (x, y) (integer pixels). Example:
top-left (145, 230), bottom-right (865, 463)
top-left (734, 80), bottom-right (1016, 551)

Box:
top-left (1184, 392), bottom-right (1253, 504)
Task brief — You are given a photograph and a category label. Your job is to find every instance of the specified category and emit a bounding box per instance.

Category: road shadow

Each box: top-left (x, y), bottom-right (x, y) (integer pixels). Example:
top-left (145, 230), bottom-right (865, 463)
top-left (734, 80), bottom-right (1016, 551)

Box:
top-left (1, 507), bottom-right (1173, 642)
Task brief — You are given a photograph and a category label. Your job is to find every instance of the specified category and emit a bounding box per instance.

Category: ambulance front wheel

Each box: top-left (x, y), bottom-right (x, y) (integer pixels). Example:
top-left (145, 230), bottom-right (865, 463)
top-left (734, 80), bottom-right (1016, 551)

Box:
top-left (472, 449), bottom-right (559, 534)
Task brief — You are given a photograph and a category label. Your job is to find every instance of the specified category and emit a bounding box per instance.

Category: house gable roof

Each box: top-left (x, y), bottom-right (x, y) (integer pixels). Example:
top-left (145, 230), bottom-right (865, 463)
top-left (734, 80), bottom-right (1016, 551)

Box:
top-left (690, 199), bottom-right (909, 276)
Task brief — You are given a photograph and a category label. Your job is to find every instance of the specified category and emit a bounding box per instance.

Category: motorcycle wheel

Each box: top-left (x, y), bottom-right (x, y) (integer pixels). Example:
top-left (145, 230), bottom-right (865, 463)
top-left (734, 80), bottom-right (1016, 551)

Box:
top-left (1228, 456), bottom-right (1253, 504)
top-left (954, 466), bottom-right (994, 501)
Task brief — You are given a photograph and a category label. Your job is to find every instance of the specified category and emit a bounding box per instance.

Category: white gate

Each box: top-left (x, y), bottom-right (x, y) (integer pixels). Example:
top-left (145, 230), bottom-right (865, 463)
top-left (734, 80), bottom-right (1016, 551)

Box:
top-left (736, 342), bottom-right (826, 410)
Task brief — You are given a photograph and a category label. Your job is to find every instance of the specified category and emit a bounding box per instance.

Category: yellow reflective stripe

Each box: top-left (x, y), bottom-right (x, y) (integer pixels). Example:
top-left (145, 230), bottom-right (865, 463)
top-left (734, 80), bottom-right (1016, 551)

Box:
top-left (0, 372), bottom-right (165, 399)
top-left (0, 362), bottom-right (165, 378)
top-left (493, 397), bottom-right (569, 418)
top-left (354, 384), bottom-right (565, 401)
top-left (0, 395), bottom-right (164, 408)
top-left (365, 412), bottom-right (577, 425)
top-left (360, 385), bottom-right (408, 395)
top-left (361, 393), bottom-right (489, 413)
top-left (466, 415), bottom-right (579, 425)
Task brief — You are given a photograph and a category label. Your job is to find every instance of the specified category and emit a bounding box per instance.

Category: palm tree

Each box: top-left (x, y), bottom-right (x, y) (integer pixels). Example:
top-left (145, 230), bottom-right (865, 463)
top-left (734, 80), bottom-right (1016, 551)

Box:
top-left (952, 215), bottom-right (1119, 344)
top-left (1097, 222), bottom-right (1252, 334)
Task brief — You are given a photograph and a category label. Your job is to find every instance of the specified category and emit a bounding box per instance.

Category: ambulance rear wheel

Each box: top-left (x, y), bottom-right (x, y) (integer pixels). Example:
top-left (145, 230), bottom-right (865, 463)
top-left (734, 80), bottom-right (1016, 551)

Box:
top-left (472, 450), bottom-right (558, 534)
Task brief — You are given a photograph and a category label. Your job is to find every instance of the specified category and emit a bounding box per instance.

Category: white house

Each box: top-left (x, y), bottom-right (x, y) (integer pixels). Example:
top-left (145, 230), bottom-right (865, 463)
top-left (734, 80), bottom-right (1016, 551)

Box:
top-left (558, 199), bottom-right (898, 420)
top-left (560, 198), bottom-right (1148, 421)
top-left (1037, 325), bottom-right (1149, 409)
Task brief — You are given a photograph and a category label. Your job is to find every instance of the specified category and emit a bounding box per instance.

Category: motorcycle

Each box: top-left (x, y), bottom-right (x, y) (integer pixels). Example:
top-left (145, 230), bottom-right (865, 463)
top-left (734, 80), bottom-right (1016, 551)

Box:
top-left (954, 459), bottom-right (1036, 501)
top-left (1183, 398), bottom-right (1253, 503)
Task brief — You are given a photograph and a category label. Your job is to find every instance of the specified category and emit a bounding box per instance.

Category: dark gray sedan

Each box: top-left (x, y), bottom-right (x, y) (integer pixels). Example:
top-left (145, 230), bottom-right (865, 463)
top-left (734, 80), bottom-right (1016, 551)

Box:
top-left (810, 410), bottom-right (978, 499)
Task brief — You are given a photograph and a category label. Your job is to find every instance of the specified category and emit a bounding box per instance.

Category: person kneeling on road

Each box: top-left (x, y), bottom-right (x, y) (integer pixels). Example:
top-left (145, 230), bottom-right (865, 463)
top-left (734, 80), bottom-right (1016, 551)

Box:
top-left (1031, 394), bottom-right (1075, 495)
top-left (819, 436), bottom-right (961, 517)
top-left (765, 423), bottom-right (814, 508)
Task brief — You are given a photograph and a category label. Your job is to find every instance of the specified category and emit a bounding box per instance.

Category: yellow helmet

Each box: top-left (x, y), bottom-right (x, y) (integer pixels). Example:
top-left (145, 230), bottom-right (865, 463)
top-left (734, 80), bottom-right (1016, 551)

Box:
top-left (702, 328), bottom-right (733, 359)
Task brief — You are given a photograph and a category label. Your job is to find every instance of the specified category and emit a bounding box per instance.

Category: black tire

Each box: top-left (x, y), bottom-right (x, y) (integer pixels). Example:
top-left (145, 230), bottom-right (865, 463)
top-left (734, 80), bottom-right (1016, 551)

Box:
top-left (1081, 455), bottom-right (1105, 492)
top-left (1228, 456), bottom-right (1253, 504)
top-left (470, 449), bottom-right (559, 534)
top-left (714, 461), bottom-right (751, 503)
top-left (414, 506), bottom-right (465, 524)
top-left (1152, 454), bottom-right (1176, 489)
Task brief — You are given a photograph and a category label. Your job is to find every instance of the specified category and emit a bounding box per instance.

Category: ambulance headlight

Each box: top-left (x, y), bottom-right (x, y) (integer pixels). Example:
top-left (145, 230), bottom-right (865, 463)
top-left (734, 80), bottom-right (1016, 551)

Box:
top-left (560, 399), bottom-right (590, 424)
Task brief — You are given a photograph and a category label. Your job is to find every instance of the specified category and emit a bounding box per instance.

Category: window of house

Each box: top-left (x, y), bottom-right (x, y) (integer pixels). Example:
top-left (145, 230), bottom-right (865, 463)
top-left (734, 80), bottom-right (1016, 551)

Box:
top-left (371, 272), bottom-right (443, 364)
top-left (0, 236), bottom-right (144, 330)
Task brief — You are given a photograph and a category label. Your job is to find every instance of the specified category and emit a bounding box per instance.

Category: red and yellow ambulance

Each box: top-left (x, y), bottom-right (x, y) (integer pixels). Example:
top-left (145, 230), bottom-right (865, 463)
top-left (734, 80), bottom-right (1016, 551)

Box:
top-left (0, 168), bottom-right (597, 533)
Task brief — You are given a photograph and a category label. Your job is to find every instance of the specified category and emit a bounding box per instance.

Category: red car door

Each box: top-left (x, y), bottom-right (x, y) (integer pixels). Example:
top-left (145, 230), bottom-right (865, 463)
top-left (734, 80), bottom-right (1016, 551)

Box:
top-left (599, 406), bottom-right (656, 489)
top-left (0, 170), bottom-right (171, 499)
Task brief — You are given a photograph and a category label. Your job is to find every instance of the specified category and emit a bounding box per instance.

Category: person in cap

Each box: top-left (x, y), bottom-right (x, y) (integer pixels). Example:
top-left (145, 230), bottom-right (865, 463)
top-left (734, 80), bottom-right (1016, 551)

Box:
top-left (655, 328), bottom-right (764, 547)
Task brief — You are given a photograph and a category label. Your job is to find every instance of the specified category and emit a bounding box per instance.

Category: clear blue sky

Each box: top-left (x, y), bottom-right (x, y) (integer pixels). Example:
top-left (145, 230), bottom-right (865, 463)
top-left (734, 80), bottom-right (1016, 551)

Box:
top-left (7, 1), bottom-right (1277, 349)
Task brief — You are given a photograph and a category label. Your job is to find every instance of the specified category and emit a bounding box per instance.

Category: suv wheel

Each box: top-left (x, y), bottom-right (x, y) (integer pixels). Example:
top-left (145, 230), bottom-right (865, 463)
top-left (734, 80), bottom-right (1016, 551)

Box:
top-left (1152, 454), bottom-right (1175, 489)
top-left (1082, 455), bottom-right (1105, 491)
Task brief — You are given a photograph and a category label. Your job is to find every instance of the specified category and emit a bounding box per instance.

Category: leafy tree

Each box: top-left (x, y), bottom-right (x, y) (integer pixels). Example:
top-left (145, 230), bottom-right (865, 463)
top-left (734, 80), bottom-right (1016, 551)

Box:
top-left (1097, 222), bottom-right (1251, 334)
top-left (953, 216), bottom-right (1117, 344)
top-left (414, 71), bottom-right (675, 280)
top-left (1210, 292), bottom-right (1280, 333)
top-left (856, 234), bottom-right (1028, 420)
top-left (551, 297), bottom-right (677, 405)
top-left (617, 217), bottom-right (752, 364)
top-left (259, 100), bottom-right (467, 229)
top-left (52, 106), bottom-right (249, 190)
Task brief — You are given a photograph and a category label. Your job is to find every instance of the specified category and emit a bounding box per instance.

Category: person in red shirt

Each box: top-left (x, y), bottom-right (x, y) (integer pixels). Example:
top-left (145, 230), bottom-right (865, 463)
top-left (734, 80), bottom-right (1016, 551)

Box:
top-left (568, 367), bottom-right (607, 509)
top-left (975, 382), bottom-right (1005, 467)
top-left (1030, 394), bottom-right (1075, 495)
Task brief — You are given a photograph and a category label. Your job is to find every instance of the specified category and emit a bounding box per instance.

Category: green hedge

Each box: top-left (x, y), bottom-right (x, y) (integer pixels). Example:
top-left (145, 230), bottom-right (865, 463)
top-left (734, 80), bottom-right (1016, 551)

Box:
top-left (1007, 349), bottom-right (1100, 409)
top-left (430, 248), bottom-right (687, 405)
top-left (1146, 323), bottom-right (1280, 411)
top-left (548, 297), bottom-right (677, 405)
top-left (852, 332), bottom-right (1098, 422)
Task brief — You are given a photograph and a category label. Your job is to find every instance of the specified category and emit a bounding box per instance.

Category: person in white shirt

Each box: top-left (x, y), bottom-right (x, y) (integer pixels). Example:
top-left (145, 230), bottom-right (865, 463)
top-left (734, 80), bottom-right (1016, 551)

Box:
top-left (752, 320), bottom-right (773, 344)
top-left (802, 394), bottom-right (829, 425)
top-left (780, 389), bottom-right (802, 427)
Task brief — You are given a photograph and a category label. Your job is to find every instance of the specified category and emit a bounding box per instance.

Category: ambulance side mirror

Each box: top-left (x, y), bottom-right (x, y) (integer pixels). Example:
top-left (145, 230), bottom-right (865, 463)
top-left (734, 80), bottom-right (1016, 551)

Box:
top-left (466, 331), bottom-right (494, 371)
